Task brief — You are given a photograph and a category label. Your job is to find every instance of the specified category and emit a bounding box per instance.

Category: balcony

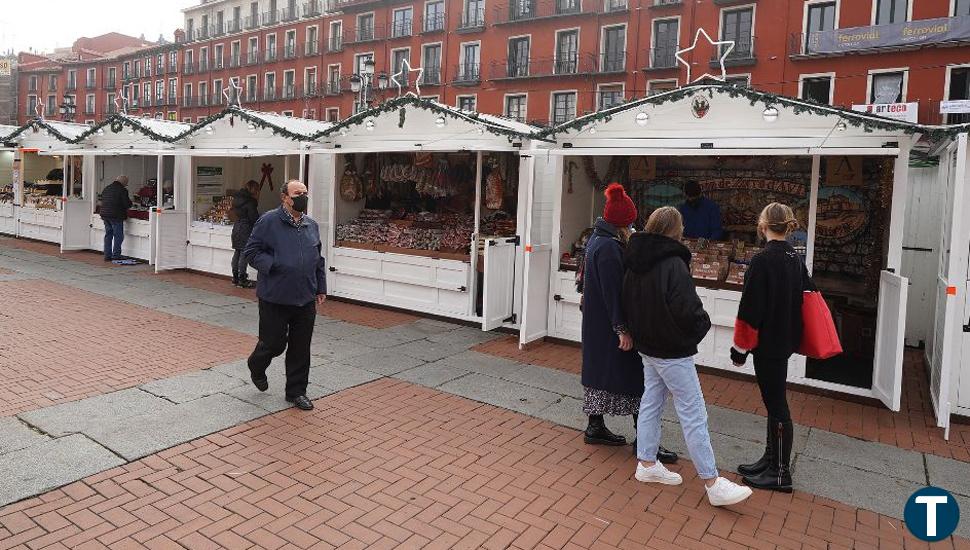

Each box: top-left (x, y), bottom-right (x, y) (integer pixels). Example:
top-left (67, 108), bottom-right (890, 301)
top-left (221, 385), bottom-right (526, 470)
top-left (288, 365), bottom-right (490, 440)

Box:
top-left (282, 84), bottom-right (297, 99)
top-left (495, 0), bottom-right (593, 24)
top-left (211, 24), bottom-right (225, 37)
top-left (421, 68), bottom-right (442, 86)
top-left (650, 0), bottom-right (682, 6)
top-left (198, 59), bottom-right (211, 72)
top-left (328, 36), bottom-right (344, 52)
top-left (647, 44), bottom-right (678, 69)
top-left (458, 9), bottom-right (485, 31)
top-left (227, 19), bottom-right (242, 33)
top-left (281, 5), bottom-right (300, 21)
top-left (390, 19), bottom-right (413, 38)
top-left (245, 15), bottom-right (260, 29)
top-left (229, 54), bottom-right (242, 68)
top-left (325, 79), bottom-right (342, 95)
top-left (603, 0), bottom-right (628, 12)
top-left (104, 80), bottom-right (117, 90)
top-left (599, 52), bottom-right (626, 73)
top-left (183, 63), bottom-right (195, 75)
top-left (349, 26), bottom-right (381, 43)
top-left (452, 63), bottom-right (481, 85)
top-left (182, 96), bottom-right (197, 108)
top-left (710, 36), bottom-right (755, 67)
top-left (262, 10), bottom-right (279, 26)
top-left (168, 64), bottom-right (179, 74)
top-left (490, 55), bottom-right (599, 79)
top-left (263, 87), bottom-right (279, 101)
top-left (106, 103), bottom-right (118, 114)
top-left (86, 81), bottom-right (97, 90)
top-left (214, 56), bottom-right (225, 69)
top-left (284, 43), bottom-right (299, 59)
top-left (301, 83), bottom-right (320, 98)
top-left (304, 0), bottom-right (325, 17)
top-left (305, 41), bottom-right (320, 56)
top-left (266, 47), bottom-right (279, 62)
top-left (84, 105), bottom-right (96, 115)
top-left (422, 14), bottom-right (445, 33)
top-left (247, 51), bottom-right (261, 65)
top-left (66, 81), bottom-right (77, 91)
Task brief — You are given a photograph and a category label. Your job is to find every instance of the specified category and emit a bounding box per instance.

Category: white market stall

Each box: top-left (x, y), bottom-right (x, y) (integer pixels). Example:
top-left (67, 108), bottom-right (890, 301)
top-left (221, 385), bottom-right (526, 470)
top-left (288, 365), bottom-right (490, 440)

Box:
top-left (49, 115), bottom-right (191, 262)
top-left (0, 125), bottom-right (18, 235)
top-left (5, 119), bottom-right (89, 244)
top-left (525, 83), bottom-right (923, 411)
top-left (314, 95), bottom-right (546, 327)
top-left (159, 106), bottom-right (331, 277)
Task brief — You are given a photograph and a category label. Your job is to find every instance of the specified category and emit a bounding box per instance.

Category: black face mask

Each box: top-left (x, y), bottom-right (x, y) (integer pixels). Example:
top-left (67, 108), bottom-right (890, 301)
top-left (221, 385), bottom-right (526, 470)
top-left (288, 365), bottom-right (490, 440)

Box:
top-left (290, 194), bottom-right (308, 213)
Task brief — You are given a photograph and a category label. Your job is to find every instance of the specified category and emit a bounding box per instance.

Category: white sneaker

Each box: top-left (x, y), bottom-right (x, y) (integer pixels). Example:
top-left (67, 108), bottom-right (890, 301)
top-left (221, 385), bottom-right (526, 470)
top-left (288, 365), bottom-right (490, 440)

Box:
top-left (705, 477), bottom-right (753, 506)
top-left (635, 461), bottom-right (683, 485)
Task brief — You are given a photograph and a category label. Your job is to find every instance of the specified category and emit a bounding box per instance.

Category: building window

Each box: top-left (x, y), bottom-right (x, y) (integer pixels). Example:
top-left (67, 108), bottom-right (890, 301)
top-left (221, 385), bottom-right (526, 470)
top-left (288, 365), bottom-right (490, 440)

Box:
top-left (505, 94), bottom-right (527, 122)
top-left (306, 26), bottom-right (320, 55)
top-left (357, 14), bottom-right (375, 41)
top-left (391, 49), bottom-right (411, 85)
top-left (305, 68), bottom-right (318, 96)
top-left (285, 30), bottom-right (297, 58)
top-left (327, 65), bottom-right (340, 94)
top-left (652, 18), bottom-right (679, 69)
top-left (870, 71), bottom-right (904, 103)
top-left (458, 95), bottom-right (476, 111)
top-left (199, 48), bottom-right (208, 71)
top-left (647, 79), bottom-right (678, 95)
top-left (123, 62), bottom-right (130, 79)
top-left (182, 84), bottom-right (191, 107)
top-left (265, 73), bottom-right (277, 100)
top-left (329, 21), bottom-right (343, 51)
top-left (169, 51), bottom-right (178, 72)
top-left (247, 75), bottom-right (258, 101)
top-left (46, 95), bottom-right (56, 115)
top-left (156, 80), bottom-right (164, 102)
top-left (552, 92), bottom-right (577, 124)
top-left (460, 42), bottom-right (481, 81)
top-left (29, 76), bottom-right (38, 92)
top-left (214, 44), bottom-right (225, 69)
top-left (801, 75), bottom-right (832, 104)
top-left (722, 7), bottom-right (754, 59)
top-left (601, 26), bottom-right (626, 72)
top-left (213, 79), bottom-right (223, 104)
top-left (425, 1), bottom-right (445, 32)
top-left (355, 53), bottom-right (373, 77)
top-left (555, 30), bottom-right (579, 75)
top-left (510, 0), bottom-right (535, 21)
top-left (248, 37), bottom-right (259, 64)
top-left (326, 108), bottom-right (340, 122)
top-left (86, 68), bottom-right (96, 89)
top-left (805, 2), bottom-right (836, 51)
top-left (947, 67), bottom-right (970, 123)
top-left (597, 84), bottom-right (623, 109)
top-left (875, 0), bottom-right (907, 24)
top-left (462, 0), bottom-right (484, 28)
top-left (283, 71), bottom-right (295, 99)
top-left (230, 41), bottom-right (241, 67)
top-left (107, 67), bottom-right (117, 88)
top-left (422, 44), bottom-right (442, 84)
top-left (266, 35), bottom-right (277, 61)
top-left (48, 74), bottom-right (58, 91)
top-left (169, 79), bottom-right (177, 102)
top-left (27, 95), bottom-right (37, 115)
top-left (85, 94), bottom-right (96, 114)
top-left (392, 7), bottom-right (414, 38)
top-left (199, 82), bottom-right (208, 105)
top-left (507, 37), bottom-right (530, 77)
top-left (956, 0), bottom-right (970, 15)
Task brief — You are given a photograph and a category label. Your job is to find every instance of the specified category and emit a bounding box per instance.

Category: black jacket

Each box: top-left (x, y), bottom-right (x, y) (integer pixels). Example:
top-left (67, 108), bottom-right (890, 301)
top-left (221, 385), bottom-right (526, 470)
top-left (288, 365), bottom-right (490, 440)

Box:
top-left (734, 240), bottom-right (814, 359)
top-left (99, 181), bottom-right (132, 221)
top-left (231, 189), bottom-right (259, 250)
top-left (623, 233), bottom-right (712, 359)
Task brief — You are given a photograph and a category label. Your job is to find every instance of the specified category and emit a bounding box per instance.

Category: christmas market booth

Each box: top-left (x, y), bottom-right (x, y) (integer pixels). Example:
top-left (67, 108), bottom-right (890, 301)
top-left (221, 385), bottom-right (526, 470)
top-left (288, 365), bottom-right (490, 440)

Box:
top-left (4, 118), bottom-right (89, 244)
top-left (159, 106), bottom-right (331, 277)
top-left (314, 95), bottom-right (546, 327)
top-left (0, 124), bottom-right (18, 235)
top-left (529, 83), bottom-right (933, 411)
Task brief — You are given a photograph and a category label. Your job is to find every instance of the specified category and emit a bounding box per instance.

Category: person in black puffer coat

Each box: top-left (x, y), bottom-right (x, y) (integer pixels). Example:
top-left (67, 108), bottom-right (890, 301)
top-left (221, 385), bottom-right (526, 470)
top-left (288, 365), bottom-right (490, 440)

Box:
top-left (100, 176), bottom-right (132, 261)
top-left (622, 206), bottom-right (752, 507)
top-left (231, 180), bottom-right (261, 287)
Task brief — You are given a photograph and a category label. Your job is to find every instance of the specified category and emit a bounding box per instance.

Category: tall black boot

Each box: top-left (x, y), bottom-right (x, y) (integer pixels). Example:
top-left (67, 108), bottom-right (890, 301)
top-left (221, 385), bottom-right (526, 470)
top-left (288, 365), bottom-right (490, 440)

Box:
top-left (743, 420), bottom-right (793, 493)
top-left (630, 414), bottom-right (679, 464)
top-left (738, 415), bottom-right (775, 476)
top-left (585, 415), bottom-right (626, 446)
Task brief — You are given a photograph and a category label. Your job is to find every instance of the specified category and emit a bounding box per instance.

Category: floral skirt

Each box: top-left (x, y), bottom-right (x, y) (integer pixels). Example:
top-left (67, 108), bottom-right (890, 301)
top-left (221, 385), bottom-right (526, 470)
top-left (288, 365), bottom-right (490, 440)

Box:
top-left (582, 387), bottom-right (640, 416)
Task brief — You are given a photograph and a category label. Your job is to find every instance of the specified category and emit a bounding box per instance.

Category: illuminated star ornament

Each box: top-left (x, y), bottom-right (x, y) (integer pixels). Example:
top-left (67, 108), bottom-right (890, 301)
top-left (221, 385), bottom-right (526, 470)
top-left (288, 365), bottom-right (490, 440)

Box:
top-left (391, 58), bottom-right (423, 97)
top-left (34, 101), bottom-right (44, 119)
top-left (675, 28), bottom-right (736, 84)
top-left (113, 93), bottom-right (129, 115)
top-left (222, 79), bottom-right (243, 108)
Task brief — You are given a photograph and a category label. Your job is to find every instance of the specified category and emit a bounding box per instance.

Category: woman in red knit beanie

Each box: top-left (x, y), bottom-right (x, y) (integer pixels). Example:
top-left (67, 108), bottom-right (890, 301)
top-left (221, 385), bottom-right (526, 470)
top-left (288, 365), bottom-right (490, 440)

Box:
top-left (579, 183), bottom-right (677, 464)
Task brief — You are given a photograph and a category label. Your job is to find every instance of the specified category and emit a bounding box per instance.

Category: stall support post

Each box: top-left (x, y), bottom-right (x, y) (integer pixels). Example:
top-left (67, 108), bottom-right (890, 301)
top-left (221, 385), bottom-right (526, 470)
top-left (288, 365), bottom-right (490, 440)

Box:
top-left (888, 141), bottom-right (913, 272)
top-left (156, 155), bottom-right (164, 207)
top-left (469, 151), bottom-right (484, 317)
top-left (61, 155), bottom-right (69, 202)
top-left (806, 155), bottom-right (820, 274)
top-left (298, 154), bottom-right (306, 184)
top-left (284, 155), bottom-right (291, 185)
top-left (13, 149), bottom-right (22, 207)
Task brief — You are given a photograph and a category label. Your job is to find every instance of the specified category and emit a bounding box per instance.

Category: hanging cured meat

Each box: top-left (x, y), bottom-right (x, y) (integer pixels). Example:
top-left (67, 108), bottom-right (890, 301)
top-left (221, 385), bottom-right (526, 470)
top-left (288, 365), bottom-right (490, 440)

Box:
top-left (485, 164), bottom-right (505, 210)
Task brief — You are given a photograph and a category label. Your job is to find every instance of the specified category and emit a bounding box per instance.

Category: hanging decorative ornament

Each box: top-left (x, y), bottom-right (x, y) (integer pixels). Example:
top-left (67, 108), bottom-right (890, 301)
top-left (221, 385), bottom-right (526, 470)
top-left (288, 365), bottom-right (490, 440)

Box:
top-left (365, 119), bottom-right (375, 131)
top-left (390, 58), bottom-right (424, 97)
top-left (587, 124), bottom-right (597, 135)
top-left (339, 128), bottom-right (349, 136)
top-left (204, 125), bottom-right (214, 135)
top-left (110, 120), bottom-right (124, 134)
top-left (96, 128), bottom-right (104, 136)
top-left (762, 106), bottom-right (779, 123)
top-left (434, 116), bottom-right (446, 128)
top-left (691, 95), bottom-right (710, 118)
top-left (260, 162), bottom-right (274, 191)
top-left (247, 123), bottom-right (257, 133)
top-left (635, 112), bottom-right (649, 126)
top-left (836, 120), bottom-right (847, 132)
top-left (675, 28), bottom-right (736, 84)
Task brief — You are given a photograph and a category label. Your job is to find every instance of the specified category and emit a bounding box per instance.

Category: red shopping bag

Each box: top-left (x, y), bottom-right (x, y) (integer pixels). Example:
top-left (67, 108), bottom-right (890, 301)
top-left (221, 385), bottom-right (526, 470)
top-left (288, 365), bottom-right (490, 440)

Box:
top-left (798, 291), bottom-right (843, 359)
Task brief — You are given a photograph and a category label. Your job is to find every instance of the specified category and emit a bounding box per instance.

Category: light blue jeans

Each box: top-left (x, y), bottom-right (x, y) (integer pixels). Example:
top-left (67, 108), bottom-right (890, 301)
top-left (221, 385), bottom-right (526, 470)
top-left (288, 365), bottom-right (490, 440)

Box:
top-left (636, 354), bottom-right (718, 479)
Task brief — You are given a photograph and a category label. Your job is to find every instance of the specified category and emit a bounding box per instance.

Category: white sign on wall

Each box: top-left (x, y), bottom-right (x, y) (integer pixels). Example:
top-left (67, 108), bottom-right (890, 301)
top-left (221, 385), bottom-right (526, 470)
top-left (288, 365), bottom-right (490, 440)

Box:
top-left (0, 60), bottom-right (10, 77)
top-left (851, 102), bottom-right (920, 123)
top-left (940, 100), bottom-right (970, 114)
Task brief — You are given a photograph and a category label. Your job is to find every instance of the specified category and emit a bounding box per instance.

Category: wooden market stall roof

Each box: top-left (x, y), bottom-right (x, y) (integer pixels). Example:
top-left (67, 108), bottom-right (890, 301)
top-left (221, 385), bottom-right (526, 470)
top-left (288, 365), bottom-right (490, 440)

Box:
top-left (176, 106), bottom-right (334, 142)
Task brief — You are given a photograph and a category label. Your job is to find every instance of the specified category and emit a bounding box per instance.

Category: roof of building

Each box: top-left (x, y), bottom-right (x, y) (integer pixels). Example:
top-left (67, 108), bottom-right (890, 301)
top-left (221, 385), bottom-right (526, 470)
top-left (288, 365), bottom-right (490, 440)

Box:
top-left (5, 118), bottom-right (91, 143)
top-left (176, 106), bottom-right (334, 141)
top-left (73, 114), bottom-right (193, 143)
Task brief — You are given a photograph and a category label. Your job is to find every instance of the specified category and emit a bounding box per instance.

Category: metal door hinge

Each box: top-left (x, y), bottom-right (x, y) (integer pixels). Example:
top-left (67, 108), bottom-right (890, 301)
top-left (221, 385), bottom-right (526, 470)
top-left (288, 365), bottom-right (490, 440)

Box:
top-left (458, 286), bottom-right (467, 292)
top-left (504, 314), bottom-right (517, 324)
top-left (507, 236), bottom-right (521, 245)
top-left (329, 266), bottom-right (337, 272)
top-left (553, 294), bottom-right (562, 301)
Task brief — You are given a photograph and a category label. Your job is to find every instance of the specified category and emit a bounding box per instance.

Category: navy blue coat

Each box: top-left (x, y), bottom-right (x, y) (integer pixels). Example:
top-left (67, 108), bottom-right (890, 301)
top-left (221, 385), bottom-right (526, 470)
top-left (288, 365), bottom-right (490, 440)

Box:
top-left (581, 219), bottom-right (644, 397)
top-left (244, 206), bottom-right (328, 307)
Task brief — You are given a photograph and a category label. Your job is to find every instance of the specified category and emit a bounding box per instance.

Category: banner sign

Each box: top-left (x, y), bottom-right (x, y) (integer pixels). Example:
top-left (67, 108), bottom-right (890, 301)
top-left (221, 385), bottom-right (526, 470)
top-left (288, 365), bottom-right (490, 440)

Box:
top-left (807, 15), bottom-right (970, 55)
top-left (851, 102), bottom-right (919, 123)
top-left (0, 60), bottom-right (10, 77)
top-left (941, 100), bottom-right (970, 114)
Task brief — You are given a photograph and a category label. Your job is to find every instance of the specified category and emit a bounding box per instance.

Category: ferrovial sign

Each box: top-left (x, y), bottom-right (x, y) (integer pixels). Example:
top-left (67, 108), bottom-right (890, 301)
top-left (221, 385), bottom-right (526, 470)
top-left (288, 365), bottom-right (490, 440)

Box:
top-left (851, 102), bottom-right (919, 123)
top-left (904, 487), bottom-right (960, 541)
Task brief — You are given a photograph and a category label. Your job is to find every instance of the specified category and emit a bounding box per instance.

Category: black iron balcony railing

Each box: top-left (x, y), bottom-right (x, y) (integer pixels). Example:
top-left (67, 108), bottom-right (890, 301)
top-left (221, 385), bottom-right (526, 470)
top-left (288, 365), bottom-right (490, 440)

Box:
top-left (66, 81), bottom-right (77, 91)
top-left (453, 63), bottom-right (481, 83)
top-left (244, 14), bottom-right (260, 29)
top-left (350, 25), bottom-right (380, 42)
top-left (281, 84), bottom-right (296, 99)
top-left (390, 19), bottom-right (413, 38)
top-left (304, 0), bottom-right (324, 17)
top-left (325, 79), bottom-right (342, 95)
top-left (183, 63), bottom-right (195, 75)
top-left (284, 43), bottom-right (298, 59)
top-left (281, 5), bottom-right (300, 21)
top-left (422, 14), bottom-right (446, 32)
top-left (653, 0), bottom-right (682, 5)
top-left (247, 51), bottom-right (260, 65)
top-left (229, 53), bottom-right (242, 68)
top-left (421, 68), bottom-right (442, 85)
top-left (458, 8), bottom-right (485, 30)
top-left (649, 44), bottom-right (679, 69)
top-left (182, 96), bottom-right (196, 108)
top-left (86, 81), bottom-right (96, 90)
top-left (492, 55), bottom-right (601, 78)
top-left (328, 36), bottom-right (344, 52)
top-left (84, 105), bottom-right (96, 115)
top-left (262, 10), bottom-right (279, 25)
top-left (197, 59), bottom-right (210, 72)
top-left (305, 41), bottom-right (320, 56)
top-left (301, 83), bottom-right (320, 98)
top-left (211, 24), bottom-right (225, 37)
top-left (227, 19), bottom-right (242, 33)
top-left (711, 36), bottom-right (755, 65)
top-left (604, 0), bottom-right (628, 11)
top-left (105, 103), bottom-right (118, 114)
top-left (599, 52), bottom-right (626, 72)
top-left (263, 87), bottom-right (279, 101)
top-left (214, 56), bottom-right (225, 69)
top-left (265, 47), bottom-right (278, 62)
top-left (104, 80), bottom-right (116, 90)
top-left (495, 0), bottom-right (590, 24)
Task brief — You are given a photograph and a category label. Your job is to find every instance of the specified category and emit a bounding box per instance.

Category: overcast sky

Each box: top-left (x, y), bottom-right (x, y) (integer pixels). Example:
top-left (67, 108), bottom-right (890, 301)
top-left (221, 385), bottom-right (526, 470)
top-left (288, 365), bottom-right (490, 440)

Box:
top-left (0, 0), bottom-right (198, 55)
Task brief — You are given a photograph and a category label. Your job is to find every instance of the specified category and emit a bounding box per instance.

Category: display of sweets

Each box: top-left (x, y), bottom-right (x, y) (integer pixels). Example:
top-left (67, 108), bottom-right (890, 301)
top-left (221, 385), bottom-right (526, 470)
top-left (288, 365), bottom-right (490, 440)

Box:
top-left (336, 209), bottom-right (475, 253)
top-left (0, 184), bottom-right (12, 204)
top-left (199, 196), bottom-right (234, 225)
top-left (725, 262), bottom-right (749, 285)
top-left (23, 193), bottom-right (61, 210)
top-left (691, 259), bottom-right (727, 281)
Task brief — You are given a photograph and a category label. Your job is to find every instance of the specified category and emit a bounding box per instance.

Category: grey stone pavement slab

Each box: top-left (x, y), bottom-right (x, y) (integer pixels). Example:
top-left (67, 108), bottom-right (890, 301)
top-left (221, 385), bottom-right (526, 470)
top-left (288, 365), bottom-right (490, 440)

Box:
top-left (0, 417), bottom-right (50, 456)
top-left (0, 435), bottom-right (125, 507)
top-left (84, 394), bottom-right (267, 461)
top-left (309, 338), bottom-right (377, 362)
top-left (389, 339), bottom-right (477, 362)
top-left (438, 373), bottom-right (561, 417)
top-left (927, 454), bottom-right (970, 497)
top-left (393, 361), bottom-right (470, 388)
top-left (343, 328), bottom-right (427, 349)
top-left (311, 363), bottom-right (383, 391)
top-left (19, 388), bottom-right (177, 438)
top-left (226, 383), bottom-right (336, 413)
top-left (802, 429), bottom-right (927, 484)
top-left (337, 349), bottom-right (428, 376)
top-left (140, 370), bottom-right (246, 403)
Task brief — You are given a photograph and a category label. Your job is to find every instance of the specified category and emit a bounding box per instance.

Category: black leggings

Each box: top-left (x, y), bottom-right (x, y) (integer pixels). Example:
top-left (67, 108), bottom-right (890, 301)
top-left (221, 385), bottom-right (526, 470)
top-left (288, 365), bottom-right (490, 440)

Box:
top-left (753, 354), bottom-right (791, 422)
top-left (231, 249), bottom-right (249, 280)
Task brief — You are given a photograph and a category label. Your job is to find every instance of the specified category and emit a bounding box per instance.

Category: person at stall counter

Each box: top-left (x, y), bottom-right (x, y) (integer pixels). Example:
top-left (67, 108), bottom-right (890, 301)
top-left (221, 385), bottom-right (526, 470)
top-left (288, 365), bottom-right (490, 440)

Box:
top-left (623, 206), bottom-right (752, 506)
top-left (244, 180), bottom-right (327, 411)
top-left (580, 183), bottom-right (677, 464)
top-left (678, 180), bottom-right (723, 240)
top-left (731, 203), bottom-right (812, 493)
top-left (230, 180), bottom-right (261, 289)
top-left (99, 175), bottom-right (132, 262)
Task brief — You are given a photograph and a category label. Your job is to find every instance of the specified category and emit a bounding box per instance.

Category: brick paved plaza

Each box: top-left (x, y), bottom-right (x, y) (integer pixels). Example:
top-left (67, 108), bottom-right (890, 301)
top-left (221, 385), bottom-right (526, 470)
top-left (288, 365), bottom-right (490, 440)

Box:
top-left (1, 237), bottom-right (969, 549)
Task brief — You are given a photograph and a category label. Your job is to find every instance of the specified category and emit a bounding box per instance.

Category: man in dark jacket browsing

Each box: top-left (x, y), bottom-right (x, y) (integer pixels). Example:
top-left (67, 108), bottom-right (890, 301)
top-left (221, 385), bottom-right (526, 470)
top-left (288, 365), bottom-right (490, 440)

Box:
top-left (100, 175), bottom-right (132, 261)
top-left (244, 180), bottom-right (327, 411)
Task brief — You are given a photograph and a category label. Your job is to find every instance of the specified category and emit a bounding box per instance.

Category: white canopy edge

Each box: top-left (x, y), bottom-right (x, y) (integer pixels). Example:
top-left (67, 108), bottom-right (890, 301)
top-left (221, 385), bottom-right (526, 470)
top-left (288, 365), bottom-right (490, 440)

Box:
top-left (541, 147), bottom-right (902, 156)
top-left (43, 148), bottom-right (176, 156)
top-left (326, 144), bottom-right (525, 154)
top-left (164, 148), bottom-right (317, 157)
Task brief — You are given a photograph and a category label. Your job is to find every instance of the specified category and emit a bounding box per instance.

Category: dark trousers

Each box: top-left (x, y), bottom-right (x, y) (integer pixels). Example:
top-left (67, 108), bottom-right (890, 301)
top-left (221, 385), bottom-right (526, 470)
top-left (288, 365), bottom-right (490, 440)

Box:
top-left (102, 218), bottom-right (124, 260)
top-left (753, 354), bottom-right (791, 422)
top-left (248, 299), bottom-right (316, 398)
top-left (231, 249), bottom-right (250, 281)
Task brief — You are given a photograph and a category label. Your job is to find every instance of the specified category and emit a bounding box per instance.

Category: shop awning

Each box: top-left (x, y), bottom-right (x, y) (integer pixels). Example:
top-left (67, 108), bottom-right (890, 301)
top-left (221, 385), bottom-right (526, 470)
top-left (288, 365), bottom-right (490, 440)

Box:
top-left (177, 106), bottom-right (333, 142)
top-left (5, 118), bottom-right (91, 146)
top-left (71, 114), bottom-right (192, 144)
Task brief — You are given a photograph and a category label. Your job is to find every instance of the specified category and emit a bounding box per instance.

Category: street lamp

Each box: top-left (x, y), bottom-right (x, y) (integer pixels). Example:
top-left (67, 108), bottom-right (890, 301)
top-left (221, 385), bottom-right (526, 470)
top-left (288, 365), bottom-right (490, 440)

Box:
top-left (58, 101), bottom-right (76, 123)
top-left (351, 58), bottom-right (388, 113)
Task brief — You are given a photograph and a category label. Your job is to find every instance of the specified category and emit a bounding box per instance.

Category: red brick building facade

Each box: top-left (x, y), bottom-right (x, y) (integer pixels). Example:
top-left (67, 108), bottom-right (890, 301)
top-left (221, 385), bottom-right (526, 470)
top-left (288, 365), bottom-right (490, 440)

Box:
top-left (17, 0), bottom-right (970, 127)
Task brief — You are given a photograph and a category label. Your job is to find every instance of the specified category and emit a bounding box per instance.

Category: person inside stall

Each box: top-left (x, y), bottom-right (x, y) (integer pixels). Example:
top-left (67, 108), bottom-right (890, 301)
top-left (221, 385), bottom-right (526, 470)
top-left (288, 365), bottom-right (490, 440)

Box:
top-left (230, 180), bottom-right (261, 288)
top-left (678, 181), bottom-right (723, 240)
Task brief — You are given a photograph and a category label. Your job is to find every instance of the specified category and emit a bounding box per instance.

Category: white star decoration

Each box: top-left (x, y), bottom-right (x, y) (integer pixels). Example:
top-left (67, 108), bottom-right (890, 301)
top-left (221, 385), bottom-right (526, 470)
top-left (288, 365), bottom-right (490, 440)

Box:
top-left (391, 58), bottom-right (424, 97)
top-left (113, 93), bottom-right (129, 115)
top-left (675, 28), bottom-right (736, 84)
top-left (223, 80), bottom-right (243, 107)
top-left (34, 101), bottom-right (44, 119)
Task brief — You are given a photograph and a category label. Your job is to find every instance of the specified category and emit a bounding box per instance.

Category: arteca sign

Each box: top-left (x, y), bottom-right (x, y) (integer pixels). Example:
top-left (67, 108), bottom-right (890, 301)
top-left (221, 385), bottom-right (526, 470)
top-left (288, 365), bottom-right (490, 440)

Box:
top-left (851, 102), bottom-right (919, 123)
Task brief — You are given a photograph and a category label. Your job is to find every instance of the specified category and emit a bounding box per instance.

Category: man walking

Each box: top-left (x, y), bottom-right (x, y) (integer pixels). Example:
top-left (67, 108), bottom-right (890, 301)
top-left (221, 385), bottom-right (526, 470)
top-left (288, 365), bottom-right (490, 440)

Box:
top-left (244, 180), bottom-right (327, 411)
top-left (100, 175), bottom-right (132, 261)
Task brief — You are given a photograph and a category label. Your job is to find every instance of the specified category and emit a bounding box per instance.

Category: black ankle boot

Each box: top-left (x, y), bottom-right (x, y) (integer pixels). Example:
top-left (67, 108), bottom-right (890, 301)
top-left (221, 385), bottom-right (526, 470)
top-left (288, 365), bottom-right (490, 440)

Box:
top-left (738, 416), bottom-right (775, 476)
top-left (743, 420), bottom-right (793, 493)
top-left (585, 415), bottom-right (626, 446)
top-left (630, 414), bottom-right (678, 463)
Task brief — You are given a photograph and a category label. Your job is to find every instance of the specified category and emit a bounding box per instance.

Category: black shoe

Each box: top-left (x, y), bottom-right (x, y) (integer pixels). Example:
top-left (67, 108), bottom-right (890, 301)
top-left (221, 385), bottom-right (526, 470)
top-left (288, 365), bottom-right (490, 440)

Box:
top-left (237, 280), bottom-right (256, 289)
top-left (743, 466), bottom-right (793, 493)
top-left (656, 445), bottom-right (678, 465)
top-left (584, 415), bottom-right (626, 446)
top-left (286, 395), bottom-right (314, 410)
top-left (743, 419), bottom-right (793, 493)
top-left (250, 373), bottom-right (268, 392)
top-left (739, 416), bottom-right (775, 476)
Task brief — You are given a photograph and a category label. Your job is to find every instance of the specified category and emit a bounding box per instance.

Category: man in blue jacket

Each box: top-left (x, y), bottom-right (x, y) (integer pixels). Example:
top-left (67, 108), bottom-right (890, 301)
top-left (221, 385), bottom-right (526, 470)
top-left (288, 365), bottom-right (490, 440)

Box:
top-left (678, 180), bottom-right (724, 240)
top-left (244, 180), bottom-right (327, 411)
